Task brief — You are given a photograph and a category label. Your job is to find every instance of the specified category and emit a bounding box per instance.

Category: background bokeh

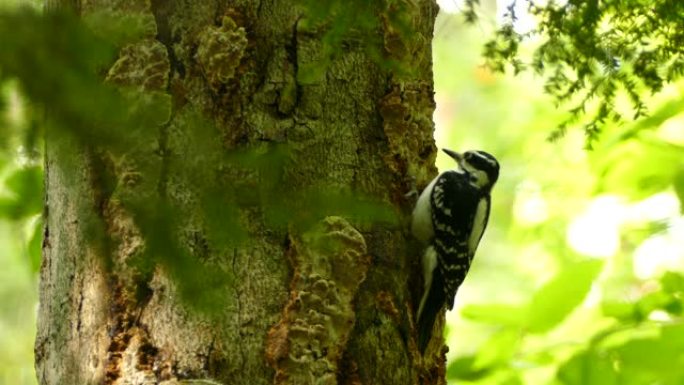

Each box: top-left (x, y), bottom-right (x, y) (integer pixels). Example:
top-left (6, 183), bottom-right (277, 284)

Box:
top-left (434, 1), bottom-right (684, 384)
top-left (1, 0), bottom-right (684, 384)
top-left (1, 1), bottom-right (42, 384)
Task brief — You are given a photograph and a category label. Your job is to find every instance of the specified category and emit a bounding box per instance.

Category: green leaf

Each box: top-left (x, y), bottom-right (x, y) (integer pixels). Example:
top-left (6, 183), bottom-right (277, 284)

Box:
top-left (265, 187), bottom-right (397, 232)
top-left (446, 355), bottom-right (489, 382)
top-left (82, 10), bottom-right (157, 47)
top-left (200, 188), bottom-right (247, 249)
top-left (601, 300), bottom-right (638, 322)
top-left (595, 141), bottom-right (684, 200)
top-left (634, 290), bottom-right (673, 319)
top-left (27, 217), bottom-right (42, 273)
top-left (473, 328), bottom-right (520, 370)
top-left (5, 165), bottom-right (42, 195)
top-left (610, 324), bottom-right (684, 376)
top-left (674, 169), bottom-right (684, 214)
top-left (126, 91), bottom-right (172, 127)
top-left (527, 260), bottom-right (603, 333)
top-left (0, 165), bottom-right (43, 219)
top-left (603, 272), bottom-right (684, 321)
top-left (460, 303), bottom-right (527, 327)
top-left (661, 272), bottom-right (684, 315)
top-left (557, 350), bottom-right (617, 385)
top-left (124, 198), bottom-right (235, 315)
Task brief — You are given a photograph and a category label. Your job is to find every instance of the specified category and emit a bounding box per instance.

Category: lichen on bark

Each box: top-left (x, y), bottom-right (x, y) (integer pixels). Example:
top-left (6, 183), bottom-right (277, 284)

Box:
top-left (266, 217), bottom-right (369, 385)
top-left (195, 16), bottom-right (248, 91)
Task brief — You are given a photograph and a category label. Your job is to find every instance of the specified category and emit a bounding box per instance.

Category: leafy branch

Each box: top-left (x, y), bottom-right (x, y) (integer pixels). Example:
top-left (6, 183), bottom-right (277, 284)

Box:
top-left (467, 0), bottom-right (684, 146)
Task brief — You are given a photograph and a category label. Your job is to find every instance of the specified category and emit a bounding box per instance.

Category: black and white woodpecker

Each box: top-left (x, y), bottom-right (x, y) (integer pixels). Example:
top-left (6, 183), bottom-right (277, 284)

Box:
top-left (411, 148), bottom-right (500, 353)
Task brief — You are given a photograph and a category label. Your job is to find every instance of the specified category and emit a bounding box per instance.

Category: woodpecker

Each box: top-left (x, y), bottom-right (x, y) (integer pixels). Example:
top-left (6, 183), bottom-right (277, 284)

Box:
top-left (411, 148), bottom-right (500, 353)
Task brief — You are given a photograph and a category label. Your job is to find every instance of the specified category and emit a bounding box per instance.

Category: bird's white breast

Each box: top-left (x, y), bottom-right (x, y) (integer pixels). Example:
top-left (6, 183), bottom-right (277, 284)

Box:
top-left (468, 199), bottom-right (489, 255)
top-left (411, 176), bottom-right (438, 244)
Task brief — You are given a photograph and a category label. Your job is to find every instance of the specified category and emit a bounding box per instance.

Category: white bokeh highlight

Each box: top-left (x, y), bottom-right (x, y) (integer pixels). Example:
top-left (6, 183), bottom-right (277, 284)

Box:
top-left (566, 195), bottom-right (623, 258)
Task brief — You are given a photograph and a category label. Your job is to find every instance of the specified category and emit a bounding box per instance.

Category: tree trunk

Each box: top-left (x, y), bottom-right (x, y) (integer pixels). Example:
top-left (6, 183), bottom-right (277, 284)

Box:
top-left (35, 1), bottom-right (441, 384)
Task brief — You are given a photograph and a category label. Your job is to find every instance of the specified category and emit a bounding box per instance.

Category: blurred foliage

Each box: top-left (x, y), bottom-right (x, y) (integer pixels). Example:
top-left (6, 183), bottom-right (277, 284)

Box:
top-left (0, 2), bottom-right (395, 383)
top-left (466, 0), bottom-right (684, 146)
top-left (298, 0), bottom-right (418, 81)
top-left (0, 3), bottom-right (396, 307)
top-left (0, 3), bottom-right (42, 384)
top-left (434, 5), bottom-right (684, 385)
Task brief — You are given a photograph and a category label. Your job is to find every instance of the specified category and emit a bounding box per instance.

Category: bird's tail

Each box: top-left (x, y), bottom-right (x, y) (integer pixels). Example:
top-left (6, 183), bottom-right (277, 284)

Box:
top-left (416, 269), bottom-right (445, 353)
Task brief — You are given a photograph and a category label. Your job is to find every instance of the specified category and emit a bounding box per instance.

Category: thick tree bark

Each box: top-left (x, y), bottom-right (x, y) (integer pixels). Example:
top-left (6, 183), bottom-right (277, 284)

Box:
top-left (35, 1), bottom-right (441, 384)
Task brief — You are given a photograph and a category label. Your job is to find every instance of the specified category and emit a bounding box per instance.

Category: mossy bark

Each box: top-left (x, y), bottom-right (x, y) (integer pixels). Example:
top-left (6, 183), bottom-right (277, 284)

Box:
top-left (36, 0), bottom-right (444, 384)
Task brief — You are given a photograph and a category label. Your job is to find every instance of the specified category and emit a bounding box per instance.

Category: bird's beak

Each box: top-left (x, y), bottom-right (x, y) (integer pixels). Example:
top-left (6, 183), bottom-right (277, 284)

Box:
top-left (442, 148), bottom-right (463, 167)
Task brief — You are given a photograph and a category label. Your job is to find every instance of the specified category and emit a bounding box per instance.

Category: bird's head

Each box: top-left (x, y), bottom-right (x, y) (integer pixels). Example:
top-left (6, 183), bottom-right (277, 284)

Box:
top-left (443, 148), bottom-right (500, 191)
